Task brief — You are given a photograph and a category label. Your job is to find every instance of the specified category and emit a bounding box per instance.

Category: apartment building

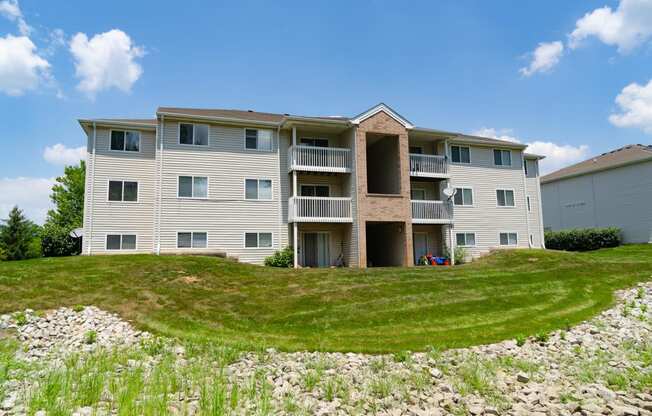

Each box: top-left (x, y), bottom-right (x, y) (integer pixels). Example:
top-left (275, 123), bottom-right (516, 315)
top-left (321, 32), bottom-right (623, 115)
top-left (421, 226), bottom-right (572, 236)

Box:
top-left (80, 103), bottom-right (545, 267)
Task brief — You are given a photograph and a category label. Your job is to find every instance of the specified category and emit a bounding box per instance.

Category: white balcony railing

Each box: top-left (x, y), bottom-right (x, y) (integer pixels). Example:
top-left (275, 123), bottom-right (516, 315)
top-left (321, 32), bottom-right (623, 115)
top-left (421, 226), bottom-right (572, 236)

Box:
top-left (409, 154), bottom-right (449, 178)
top-left (411, 200), bottom-right (454, 223)
top-left (289, 196), bottom-right (352, 223)
top-left (288, 145), bottom-right (352, 173)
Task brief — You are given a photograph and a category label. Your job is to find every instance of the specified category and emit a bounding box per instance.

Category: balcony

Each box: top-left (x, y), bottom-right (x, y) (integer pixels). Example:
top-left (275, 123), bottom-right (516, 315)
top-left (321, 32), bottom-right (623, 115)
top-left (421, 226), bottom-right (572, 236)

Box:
top-left (289, 196), bottom-right (353, 223)
top-left (288, 145), bottom-right (352, 173)
top-left (409, 154), bottom-right (449, 178)
top-left (411, 200), bottom-right (454, 224)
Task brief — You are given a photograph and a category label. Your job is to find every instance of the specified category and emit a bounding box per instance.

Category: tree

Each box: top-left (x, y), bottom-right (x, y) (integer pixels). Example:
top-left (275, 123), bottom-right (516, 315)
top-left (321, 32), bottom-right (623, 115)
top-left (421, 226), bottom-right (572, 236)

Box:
top-left (0, 206), bottom-right (38, 260)
top-left (41, 161), bottom-right (85, 257)
top-left (46, 160), bottom-right (86, 229)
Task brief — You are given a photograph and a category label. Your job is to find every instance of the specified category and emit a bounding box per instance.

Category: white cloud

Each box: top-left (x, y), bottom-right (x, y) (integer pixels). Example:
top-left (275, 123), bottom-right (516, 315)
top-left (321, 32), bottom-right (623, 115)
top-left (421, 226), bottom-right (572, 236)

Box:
top-left (569, 0), bottom-right (652, 53)
top-left (43, 143), bottom-right (86, 166)
top-left (472, 127), bottom-right (520, 143)
top-left (473, 127), bottom-right (590, 174)
top-left (0, 0), bottom-right (31, 36)
top-left (519, 41), bottom-right (564, 77)
top-left (70, 29), bottom-right (144, 97)
top-left (0, 34), bottom-right (50, 96)
top-left (0, 177), bottom-right (55, 224)
top-left (609, 79), bottom-right (652, 134)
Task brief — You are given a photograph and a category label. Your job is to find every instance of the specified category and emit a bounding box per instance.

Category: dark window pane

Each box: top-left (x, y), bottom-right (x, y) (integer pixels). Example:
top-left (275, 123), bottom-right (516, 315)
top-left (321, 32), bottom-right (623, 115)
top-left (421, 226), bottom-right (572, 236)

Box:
top-left (454, 189), bottom-right (463, 205)
top-left (125, 132), bottom-right (140, 151)
top-left (524, 160), bottom-right (529, 175)
top-left (111, 131), bottom-right (125, 151)
top-left (451, 146), bottom-right (460, 163)
top-left (300, 185), bottom-right (315, 197)
top-left (409, 146), bottom-right (422, 154)
top-left (192, 232), bottom-right (207, 248)
top-left (195, 125), bottom-right (208, 145)
top-left (461, 147), bottom-right (470, 163)
top-left (456, 233), bottom-right (465, 246)
top-left (193, 177), bottom-right (208, 198)
top-left (509, 233), bottom-right (518, 245)
top-left (245, 129), bottom-right (258, 149)
top-left (245, 179), bottom-right (258, 199)
top-left (505, 190), bottom-right (515, 206)
top-left (467, 234), bottom-right (476, 246)
top-left (259, 233), bottom-right (272, 248)
top-left (177, 232), bottom-right (192, 248)
top-left (497, 190), bottom-right (506, 206)
top-left (123, 182), bottom-right (138, 201)
top-left (178, 176), bottom-right (193, 197)
top-left (300, 138), bottom-right (314, 146)
top-left (121, 235), bottom-right (136, 250)
top-left (494, 149), bottom-right (502, 165)
top-left (314, 139), bottom-right (329, 147)
top-left (245, 233), bottom-right (258, 248)
top-left (179, 124), bottom-right (193, 145)
top-left (106, 235), bottom-right (121, 250)
top-left (314, 186), bottom-right (329, 197)
top-left (108, 181), bottom-right (123, 201)
top-left (503, 151), bottom-right (511, 166)
top-left (500, 233), bottom-right (509, 245)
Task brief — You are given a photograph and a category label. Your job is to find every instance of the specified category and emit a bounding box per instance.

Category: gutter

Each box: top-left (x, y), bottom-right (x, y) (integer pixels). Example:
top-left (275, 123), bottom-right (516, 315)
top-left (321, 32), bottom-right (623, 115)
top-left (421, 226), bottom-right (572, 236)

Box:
top-left (87, 122), bottom-right (97, 255)
top-left (78, 119), bottom-right (157, 130)
top-left (540, 155), bottom-right (652, 185)
top-left (156, 112), bottom-right (281, 128)
top-left (156, 115), bottom-right (164, 255)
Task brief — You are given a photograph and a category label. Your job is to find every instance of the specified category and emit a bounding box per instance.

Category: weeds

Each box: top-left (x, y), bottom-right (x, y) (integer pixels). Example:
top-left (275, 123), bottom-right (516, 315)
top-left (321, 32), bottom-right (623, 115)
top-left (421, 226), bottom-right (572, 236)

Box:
top-left (84, 330), bottom-right (97, 345)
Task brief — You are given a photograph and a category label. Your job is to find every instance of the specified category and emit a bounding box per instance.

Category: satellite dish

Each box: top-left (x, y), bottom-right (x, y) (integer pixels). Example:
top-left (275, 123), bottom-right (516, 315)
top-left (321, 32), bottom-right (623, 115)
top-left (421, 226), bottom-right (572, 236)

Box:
top-left (69, 228), bottom-right (84, 238)
top-left (443, 186), bottom-right (457, 200)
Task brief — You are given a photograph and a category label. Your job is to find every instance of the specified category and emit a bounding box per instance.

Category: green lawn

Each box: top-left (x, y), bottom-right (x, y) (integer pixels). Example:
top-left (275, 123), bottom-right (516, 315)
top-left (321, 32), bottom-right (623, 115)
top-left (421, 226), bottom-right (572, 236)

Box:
top-left (0, 245), bottom-right (651, 353)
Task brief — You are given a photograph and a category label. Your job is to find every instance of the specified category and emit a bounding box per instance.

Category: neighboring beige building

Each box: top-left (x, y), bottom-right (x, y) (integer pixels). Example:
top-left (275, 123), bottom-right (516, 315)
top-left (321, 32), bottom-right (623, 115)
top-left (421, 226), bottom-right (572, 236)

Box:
top-left (541, 144), bottom-right (652, 244)
top-left (80, 103), bottom-right (545, 267)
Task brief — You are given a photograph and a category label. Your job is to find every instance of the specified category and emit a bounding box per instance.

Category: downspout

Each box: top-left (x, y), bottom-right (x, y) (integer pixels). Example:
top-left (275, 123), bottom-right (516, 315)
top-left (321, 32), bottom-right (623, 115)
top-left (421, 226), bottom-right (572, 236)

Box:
top-left (87, 122), bottom-right (97, 255)
top-left (276, 125), bottom-right (283, 250)
top-left (444, 139), bottom-right (455, 265)
top-left (522, 156), bottom-right (532, 248)
top-left (156, 115), bottom-right (164, 255)
top-left (292, 126), bottom-right (298, 268)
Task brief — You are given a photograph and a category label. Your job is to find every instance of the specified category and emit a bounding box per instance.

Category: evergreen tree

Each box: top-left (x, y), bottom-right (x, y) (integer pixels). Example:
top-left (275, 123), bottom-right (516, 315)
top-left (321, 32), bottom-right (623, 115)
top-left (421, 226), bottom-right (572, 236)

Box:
top-left (0, 206), bottom-right (37, 260)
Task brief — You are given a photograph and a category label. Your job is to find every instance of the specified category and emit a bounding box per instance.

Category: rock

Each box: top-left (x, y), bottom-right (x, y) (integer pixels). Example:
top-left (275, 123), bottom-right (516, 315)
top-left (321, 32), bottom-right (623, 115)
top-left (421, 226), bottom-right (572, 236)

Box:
top-left (612, 405), bottom-right (640, 416)
top-left (517, 372), bottom-right (530, 383)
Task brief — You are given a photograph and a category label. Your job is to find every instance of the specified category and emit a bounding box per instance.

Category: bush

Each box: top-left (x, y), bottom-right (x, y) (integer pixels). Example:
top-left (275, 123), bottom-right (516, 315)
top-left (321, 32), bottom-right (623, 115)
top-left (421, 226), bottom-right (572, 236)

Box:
top-left (40, 224), bottom-right (81, 257)
top-left (545, 227), bottom-right (621, 252)
top-left (0, 246), bottom-right (6, 261)
top-left (445, 246), bottom-right (469, 265)
top-left (264, 246), bottom-right (294, 267)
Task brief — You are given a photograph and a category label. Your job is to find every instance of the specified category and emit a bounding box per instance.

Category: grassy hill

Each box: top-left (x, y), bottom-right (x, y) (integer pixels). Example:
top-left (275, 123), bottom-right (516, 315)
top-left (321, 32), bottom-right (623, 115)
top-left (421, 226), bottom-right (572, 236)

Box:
top-left (0, 245), bottom-right (651, 353)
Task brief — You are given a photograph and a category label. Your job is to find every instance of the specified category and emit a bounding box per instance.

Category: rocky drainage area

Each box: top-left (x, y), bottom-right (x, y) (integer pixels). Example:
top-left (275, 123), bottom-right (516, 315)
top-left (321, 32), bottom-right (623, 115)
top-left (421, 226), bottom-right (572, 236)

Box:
top-left (0, 284), bottom-right (651, 415)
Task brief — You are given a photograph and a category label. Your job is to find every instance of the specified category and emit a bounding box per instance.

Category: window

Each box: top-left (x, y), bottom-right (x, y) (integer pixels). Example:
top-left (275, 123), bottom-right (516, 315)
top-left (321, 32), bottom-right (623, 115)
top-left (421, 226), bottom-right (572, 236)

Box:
top-left (524, 159), bottom-right (529, 175)
top-left (527, 196), bottom-right (531, 212)
top-left (301, 185), bottom-right (329, 197)
top-left (530, 234), bottom-right (534, 245)
top-left (493, 149), bottom-right (512, 166)
top-left (410, 189), bottom-right (426, 200)
top-left (456, 233), bottom-right (476, 247)
top-left (300, 138), bottom-right (328, 147)
top-left (496, 189), bottom-right (515, 207)
top-left (106, 234), bottom-right (136, 250)
top-left (453, 187), bottom-right (473, 206)
top-left (179, 123), bottom-right (208, 146)
top-left (499, 232), bottom-right (518, 246)
top-left (245, 232), bottom-right (272, 248)
top-left (177, 232), bottom-right (207, 249)
top-left (245, 129), bottom-right (272, 151)
top-left (178, 176), bottom-right (208, 198)
top-left (108, 180), bottom-right (138, 202)
top-left (110, 130), bottom-right (140, 152)
top-left (245, 179), bottom-right (272, 200)
top-left (409, 146), bottom-right (423, 154)
top-left (451, 145), bottom-right (470, 164)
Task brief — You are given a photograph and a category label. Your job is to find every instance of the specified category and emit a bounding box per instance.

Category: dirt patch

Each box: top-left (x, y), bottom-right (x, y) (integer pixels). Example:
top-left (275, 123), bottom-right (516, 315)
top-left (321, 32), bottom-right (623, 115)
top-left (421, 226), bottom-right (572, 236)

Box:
top-left (179, 275), bottom-right (201, 284)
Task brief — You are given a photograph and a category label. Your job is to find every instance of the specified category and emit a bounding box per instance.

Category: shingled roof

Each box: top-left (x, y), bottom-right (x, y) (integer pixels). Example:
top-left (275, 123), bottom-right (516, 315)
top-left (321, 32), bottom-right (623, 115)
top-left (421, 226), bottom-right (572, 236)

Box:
top-left (541, 144), bottom-right (652, 184)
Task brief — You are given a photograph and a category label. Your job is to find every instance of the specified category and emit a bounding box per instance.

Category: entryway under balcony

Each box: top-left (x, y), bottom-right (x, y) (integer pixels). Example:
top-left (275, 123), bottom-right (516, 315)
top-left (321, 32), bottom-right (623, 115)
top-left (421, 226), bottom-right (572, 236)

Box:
top-left (412, 224), bottom-right (446, 264)
top-left (365, 222), bottom-right (406, 267)
top-left (366, 134), bottom-right (401, 194)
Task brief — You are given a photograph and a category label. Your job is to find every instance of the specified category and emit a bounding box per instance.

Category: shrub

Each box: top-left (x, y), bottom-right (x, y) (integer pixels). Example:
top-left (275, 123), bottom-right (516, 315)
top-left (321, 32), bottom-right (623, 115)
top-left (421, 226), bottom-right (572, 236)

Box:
top-left (515, 334), bottom-right (526, 347)
top-left (445, 246), bottom-right (469, 265)
top-left (0, 246), bottom-right (5, 261)
top-left (264, 246), bottom-right (293, 268)
top-left (40, 224), bottom-right (81, 257)
top-left (84, 330), bottom-right (97, 344)
top-left (0, 206), bottom-right (40, 260)
top-left (545, 227), bottom-right (621, 252)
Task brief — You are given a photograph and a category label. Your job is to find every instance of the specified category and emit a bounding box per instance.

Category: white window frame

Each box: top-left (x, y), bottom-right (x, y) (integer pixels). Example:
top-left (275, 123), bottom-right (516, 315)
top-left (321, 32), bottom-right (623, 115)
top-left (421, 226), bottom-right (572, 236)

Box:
top-left (176, 231), bottom-right (209, 249)
top-left (300, 184), bottom-right (331, 197)
top-left (493, 149), bottom-right (512, 167)
top-left (243, 232), bottom-right (273, 249)
top-left (105, 233), bottom-right (138, 251)
top-left (456, 232), bottom-right (477, 247)
top-left (499, 232), bottom-right (518, 246)
top-left (244, 178), bottom-right (273, 201)
top-left (177, 176), bottom-right (209, 199)
top-left (244, 128), bottom-right (273, 152)
top-left (109, 129), bottom-right (141, 153)
top-left (453, 186), bottom-right (474, 206)
top-left (107, 179), bottom-right (139, 203)
top-left (178, 123), bottom-right (209, 146)
top-left (450, 145), bottom-right (471, 164)
top-left (300, 137), bottom-right (330, 148)
top-left (496, 188), bottom-right (516, 208)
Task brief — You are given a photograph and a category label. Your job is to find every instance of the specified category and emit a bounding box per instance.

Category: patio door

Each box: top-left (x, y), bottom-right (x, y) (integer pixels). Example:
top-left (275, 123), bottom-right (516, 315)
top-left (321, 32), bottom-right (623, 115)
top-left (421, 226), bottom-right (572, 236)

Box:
top-left (413, 232), bottom-right (428, 264)
top-left (303, 232), bottom-right (330, 267)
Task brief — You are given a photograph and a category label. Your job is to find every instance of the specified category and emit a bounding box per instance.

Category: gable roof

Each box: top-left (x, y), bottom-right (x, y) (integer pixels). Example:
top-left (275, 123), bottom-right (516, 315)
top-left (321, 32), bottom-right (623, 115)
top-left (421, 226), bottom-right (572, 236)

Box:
top-left (541, 144), bottom-right (652, 184)
top-left (350, 103), bottom-right (414, 129)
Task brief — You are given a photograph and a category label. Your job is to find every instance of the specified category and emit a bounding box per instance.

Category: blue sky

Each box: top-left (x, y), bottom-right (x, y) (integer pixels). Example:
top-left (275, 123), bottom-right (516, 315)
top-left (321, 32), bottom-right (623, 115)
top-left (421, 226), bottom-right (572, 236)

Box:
top-left (1, 0), bottom-right (652, 222)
